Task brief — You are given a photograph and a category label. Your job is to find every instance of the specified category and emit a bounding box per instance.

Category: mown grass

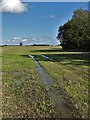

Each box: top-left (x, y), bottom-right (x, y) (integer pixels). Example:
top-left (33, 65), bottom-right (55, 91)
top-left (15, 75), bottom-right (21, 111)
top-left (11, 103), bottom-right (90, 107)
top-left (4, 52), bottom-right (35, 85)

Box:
top-left (2, 46), bottom-right (89, 118)
top-left (30, 47), bottom-right (89, 118)
top-left (2, 46), bottom-right (56, 118)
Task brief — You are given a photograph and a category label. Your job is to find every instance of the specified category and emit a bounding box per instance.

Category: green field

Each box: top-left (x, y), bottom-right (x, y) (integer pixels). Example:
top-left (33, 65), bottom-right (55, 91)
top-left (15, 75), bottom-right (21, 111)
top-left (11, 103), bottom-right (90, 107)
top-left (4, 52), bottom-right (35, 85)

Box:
top-left (2, 46), bottom-right (89, 118)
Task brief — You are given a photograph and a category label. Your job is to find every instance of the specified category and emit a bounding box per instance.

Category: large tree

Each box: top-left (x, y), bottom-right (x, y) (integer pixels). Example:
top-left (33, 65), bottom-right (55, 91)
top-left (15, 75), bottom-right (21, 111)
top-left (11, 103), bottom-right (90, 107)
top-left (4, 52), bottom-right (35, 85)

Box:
top-left (57, 9), bottom-right (90, 51)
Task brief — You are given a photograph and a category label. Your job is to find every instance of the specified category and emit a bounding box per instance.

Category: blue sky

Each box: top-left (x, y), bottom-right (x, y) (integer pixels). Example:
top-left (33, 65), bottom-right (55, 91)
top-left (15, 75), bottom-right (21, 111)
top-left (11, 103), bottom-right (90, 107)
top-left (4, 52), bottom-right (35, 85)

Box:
top-left (2, 2), bottom-right (88, 45)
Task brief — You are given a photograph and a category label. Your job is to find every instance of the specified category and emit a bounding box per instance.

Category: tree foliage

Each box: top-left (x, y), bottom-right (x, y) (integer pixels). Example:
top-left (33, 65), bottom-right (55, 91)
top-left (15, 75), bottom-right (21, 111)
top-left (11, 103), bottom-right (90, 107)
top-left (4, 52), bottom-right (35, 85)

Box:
top-left (57, 9), bottom-right (90, 51)
top-left (19, 42), bottom-right (23, 46)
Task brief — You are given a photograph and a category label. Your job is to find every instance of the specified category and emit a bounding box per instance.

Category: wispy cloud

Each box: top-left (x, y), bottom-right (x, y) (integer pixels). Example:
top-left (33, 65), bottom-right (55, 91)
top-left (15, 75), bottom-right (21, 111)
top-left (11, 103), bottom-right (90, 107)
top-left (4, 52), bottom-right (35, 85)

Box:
top-left (10, 37), bottom-right (28, 43)
top-left (22, 38), bottom-right (27, 42)
top-left (48, 14), bottom-right (56, 18)
top-left (11, 37), bottom-right (21, 42)
top-left (44, 14), bottom-right (56, 19)
top-left (0, 0), bottom-right (28, 13)
top-left (5, 35), bottom-right (59, 45)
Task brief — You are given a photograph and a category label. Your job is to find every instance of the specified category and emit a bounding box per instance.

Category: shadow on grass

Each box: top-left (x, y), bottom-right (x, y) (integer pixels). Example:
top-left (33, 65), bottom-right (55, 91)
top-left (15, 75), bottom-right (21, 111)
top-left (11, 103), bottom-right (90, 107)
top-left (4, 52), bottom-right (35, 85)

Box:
top-left (20, 55), bottom-right (30, 58)
top-left (43, 53), bottom-right (89, 66)
top-left (30, 47), bottom-right (89, 53)
top-left (38, 53), bottom-right (89, 66)
top-left (21, 52), bottom-right (90, 66)
top-left (30, 48), bottom-right (63, 53)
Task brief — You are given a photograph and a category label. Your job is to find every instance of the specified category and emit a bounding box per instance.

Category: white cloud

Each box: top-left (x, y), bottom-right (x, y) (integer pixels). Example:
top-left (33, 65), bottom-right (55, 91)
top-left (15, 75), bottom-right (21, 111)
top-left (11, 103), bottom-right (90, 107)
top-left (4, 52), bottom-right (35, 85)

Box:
top-left (22, 38), bottom-right (27, 42)
top-left (11, 37), bottom-right (21, 42)
top-left (9, 37), bottom-right (27, 43)
top-left (0, 0), bottom-right (28, 13)
top-left (44, 14), bottom-right (56, 19)
top-left (7, 39), bottom-right (10, 42)
top-left (13, 37), bottom-right (21, 40)
top-left (31, 37), bottom-right (39, 42)
top-left (48, 15), bottom-right (56, 18)
top-left (5, 35), bottom-right (60, 45)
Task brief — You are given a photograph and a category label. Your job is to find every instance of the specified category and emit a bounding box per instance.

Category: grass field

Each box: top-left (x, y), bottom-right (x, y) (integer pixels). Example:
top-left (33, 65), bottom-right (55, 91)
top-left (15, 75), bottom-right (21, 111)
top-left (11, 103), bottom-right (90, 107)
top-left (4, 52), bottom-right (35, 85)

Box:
top-left (2, 46), bottom-right (89, 118)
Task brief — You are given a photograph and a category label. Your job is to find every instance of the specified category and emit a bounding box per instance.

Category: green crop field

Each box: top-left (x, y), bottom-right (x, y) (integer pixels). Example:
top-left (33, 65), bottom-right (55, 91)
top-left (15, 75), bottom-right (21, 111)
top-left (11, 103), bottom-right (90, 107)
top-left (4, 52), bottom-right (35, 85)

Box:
top-left (1, 46), bottom-right (89, 118)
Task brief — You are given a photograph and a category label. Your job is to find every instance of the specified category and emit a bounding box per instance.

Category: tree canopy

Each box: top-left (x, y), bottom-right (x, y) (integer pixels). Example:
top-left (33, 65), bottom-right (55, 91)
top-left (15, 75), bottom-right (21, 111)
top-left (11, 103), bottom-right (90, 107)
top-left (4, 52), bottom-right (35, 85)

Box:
top-left (19, 42), bottom-right (23, 46)
top-left (57, 9), bottom-right (90, 51)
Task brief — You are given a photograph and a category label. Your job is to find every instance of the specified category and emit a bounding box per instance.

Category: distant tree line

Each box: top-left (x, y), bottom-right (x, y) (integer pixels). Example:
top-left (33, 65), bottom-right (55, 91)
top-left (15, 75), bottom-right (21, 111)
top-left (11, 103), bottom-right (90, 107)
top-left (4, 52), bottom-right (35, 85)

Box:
top-left (57, 9), bottom-right (90, 51)
top-left (32, 44), bottom-right (50, 46)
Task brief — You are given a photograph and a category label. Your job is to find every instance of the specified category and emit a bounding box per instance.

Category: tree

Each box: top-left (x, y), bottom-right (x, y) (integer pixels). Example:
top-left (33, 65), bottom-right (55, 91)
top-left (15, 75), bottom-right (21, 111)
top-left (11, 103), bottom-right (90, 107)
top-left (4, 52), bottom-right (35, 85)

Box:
top-left (19, 42), bottom-right (23, 46)
top-left (57, 8), bottom-right (90, 51)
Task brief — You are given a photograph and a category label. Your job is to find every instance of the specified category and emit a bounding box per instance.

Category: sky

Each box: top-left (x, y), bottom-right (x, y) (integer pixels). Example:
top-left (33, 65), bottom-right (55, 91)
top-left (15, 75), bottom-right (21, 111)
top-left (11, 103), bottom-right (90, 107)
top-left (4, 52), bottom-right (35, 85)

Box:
top-left (1, 1), bottom-right (88, 45)
top-left (24, 0), bottom-right (89, 2)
